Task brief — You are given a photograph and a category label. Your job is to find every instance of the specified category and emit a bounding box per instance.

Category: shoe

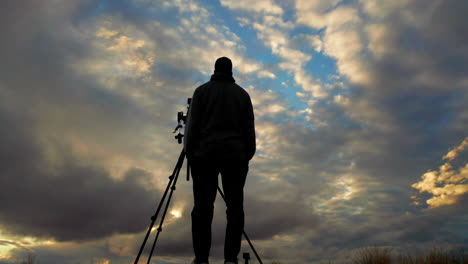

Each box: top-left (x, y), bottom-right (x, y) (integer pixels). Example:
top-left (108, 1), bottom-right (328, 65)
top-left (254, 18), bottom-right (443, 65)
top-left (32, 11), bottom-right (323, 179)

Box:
top-left (191, 258), bottom-right (208, 264)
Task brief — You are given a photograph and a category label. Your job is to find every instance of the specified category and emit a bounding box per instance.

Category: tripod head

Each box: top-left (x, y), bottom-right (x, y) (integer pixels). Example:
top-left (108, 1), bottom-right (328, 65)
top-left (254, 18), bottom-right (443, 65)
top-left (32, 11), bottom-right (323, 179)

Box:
top-left (173, 98), bottom-right (191, 144)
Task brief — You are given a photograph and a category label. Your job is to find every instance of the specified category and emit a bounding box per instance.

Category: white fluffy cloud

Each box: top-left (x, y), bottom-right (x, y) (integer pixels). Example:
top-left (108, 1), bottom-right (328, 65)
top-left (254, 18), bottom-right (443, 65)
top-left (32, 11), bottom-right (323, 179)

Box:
top-left (220, 0), bottom-right (283, 15)
top-left (228, 2), bottom-right (327, 98)
top-left (296, 0), bottom-right (371, 85)
top-left (295, 0), bottom-right (342, 29)
top-left (305, 34), bottom-right (323, 52)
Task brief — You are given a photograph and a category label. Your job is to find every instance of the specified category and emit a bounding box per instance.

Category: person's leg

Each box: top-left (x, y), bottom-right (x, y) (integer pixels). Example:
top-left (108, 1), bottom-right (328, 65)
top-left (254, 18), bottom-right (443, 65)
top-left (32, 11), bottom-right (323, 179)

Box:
top-left (191, 157), bottom-right (219, 263)
top-left (220, 159), bottom-right (248, 263)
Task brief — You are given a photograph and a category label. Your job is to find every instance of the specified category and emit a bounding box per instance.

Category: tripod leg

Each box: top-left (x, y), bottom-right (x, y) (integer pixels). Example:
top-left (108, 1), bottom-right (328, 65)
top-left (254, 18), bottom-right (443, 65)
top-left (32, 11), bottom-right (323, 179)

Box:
top-left (186, 158), bottom-right (190, 181)
top-left (146, 152), bottom-right (184, 264)
top-left (217, 186), bottom-right (264, 264)
top-left (134, 150), bottom-right (185, 264)
top-left (242, 230), bottom-right (263, 264)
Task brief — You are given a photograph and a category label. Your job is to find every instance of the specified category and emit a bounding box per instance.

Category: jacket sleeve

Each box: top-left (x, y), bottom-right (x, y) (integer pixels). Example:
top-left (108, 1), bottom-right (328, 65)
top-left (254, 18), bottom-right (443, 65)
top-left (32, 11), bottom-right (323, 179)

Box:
top-left (245, 94), bottom-right (256, 160)
top-left (184, 88), bottom-right (201, 160)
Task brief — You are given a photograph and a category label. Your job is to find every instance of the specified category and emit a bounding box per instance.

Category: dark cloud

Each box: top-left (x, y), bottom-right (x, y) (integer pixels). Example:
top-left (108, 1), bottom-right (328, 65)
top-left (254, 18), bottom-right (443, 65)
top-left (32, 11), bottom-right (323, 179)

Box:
top-left (0, 0), bottom-right (166, 243)
top-left (327, 202), bottom-right (466, 247)
top-left (0, 107), bottom-right (160, 241)
top-left (325, 0), bottom-right (468, 183)
top-left (244, 194), bottom-right (319, 238)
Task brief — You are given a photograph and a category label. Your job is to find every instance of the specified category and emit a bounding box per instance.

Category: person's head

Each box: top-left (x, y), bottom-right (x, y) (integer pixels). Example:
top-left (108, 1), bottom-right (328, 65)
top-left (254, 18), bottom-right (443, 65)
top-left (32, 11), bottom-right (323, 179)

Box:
top-left (214, 57), bottom-right (232, 75)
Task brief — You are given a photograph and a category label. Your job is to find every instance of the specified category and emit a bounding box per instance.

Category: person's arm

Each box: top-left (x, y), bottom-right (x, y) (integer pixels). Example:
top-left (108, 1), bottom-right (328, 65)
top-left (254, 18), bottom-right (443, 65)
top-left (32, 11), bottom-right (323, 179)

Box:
top-left (183, 103), bottom-right (192, 156)
top-left (184, 88), bottom-right (201, 160)
top-left (245, 94), bottom-right (256, 160)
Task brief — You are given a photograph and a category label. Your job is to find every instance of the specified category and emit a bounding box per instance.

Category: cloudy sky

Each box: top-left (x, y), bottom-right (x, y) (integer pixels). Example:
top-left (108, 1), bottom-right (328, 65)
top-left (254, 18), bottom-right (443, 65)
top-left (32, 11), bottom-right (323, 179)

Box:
top-left (0, 0), bottom-right (467, 263)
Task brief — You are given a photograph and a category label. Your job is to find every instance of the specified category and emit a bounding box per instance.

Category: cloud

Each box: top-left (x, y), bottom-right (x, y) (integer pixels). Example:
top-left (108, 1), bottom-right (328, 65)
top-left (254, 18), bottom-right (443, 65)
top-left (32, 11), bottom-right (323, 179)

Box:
top-left (137, 0), bottom-right (272, 80)
top-left (234, 5), bottom-right (327, 98)
top-left (257, 70), bottom-right (276, 79)
top-left (220, 0), bottom-right (284, 15)
top-left (99, 33), bottom-right (155, 75)
top-left (96, 27), bottom-right (119, 39)
top-left (295, 0), bottom-right (342, 29)
top-left (0, 108), bottom-right (161, 241)
top-left (360, 0), bottom-right (412, 19)
top-left (296, 1), bottom-right (362, 31)
top-left (0, 0), bottom-right (184, 245)
top-left (323, 29), bottom-right (369, 84)
top-left (305, 34), bottom-right (323, 53)
top-left (443, 137), bottom-right (468, 161)
top-left (412, 138), bottom-right (468, 208)
top-left (246, 87), bottom-right (296, 118)
top-left (296, 0), bottom-right (370, 85)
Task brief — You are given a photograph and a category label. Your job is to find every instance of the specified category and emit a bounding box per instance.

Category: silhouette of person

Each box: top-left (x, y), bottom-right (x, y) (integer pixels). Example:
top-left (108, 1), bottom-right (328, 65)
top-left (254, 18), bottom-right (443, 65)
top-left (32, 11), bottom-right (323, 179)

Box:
top-left (184, 57), bottom-right (256, 264)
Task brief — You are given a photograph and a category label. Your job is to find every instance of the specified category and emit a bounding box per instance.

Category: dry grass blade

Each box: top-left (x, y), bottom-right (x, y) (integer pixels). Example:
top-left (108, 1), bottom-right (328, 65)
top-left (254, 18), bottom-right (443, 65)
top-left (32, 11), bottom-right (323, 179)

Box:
top-left (20, 253), bottom-right (37, 264)
top-left (352, 247), bottom-right (392, 264)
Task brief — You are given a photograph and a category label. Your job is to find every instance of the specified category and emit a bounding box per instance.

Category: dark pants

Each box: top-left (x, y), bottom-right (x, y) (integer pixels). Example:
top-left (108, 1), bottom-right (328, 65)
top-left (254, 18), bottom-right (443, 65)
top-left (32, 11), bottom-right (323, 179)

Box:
top-left (190, 157), bottom-right (248, 263)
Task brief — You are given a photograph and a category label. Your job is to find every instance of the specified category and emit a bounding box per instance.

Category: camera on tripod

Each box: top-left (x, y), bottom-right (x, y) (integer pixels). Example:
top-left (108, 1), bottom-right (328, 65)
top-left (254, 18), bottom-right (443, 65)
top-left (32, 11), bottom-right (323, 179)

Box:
top-left (173, 98), bottom-right (191, 144)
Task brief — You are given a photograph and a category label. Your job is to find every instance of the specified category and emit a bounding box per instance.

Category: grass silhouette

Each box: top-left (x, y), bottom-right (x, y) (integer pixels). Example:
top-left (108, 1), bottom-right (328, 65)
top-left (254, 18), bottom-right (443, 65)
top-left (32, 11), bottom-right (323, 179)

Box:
top-left (20, 254), bottom-right (37, 264)
top-left (351, 247), bottom-right (466, 264)
top-left (352, 247), bottom-right (392, 264)
top-left (396, 247), bottom-right (466, 264)
top-left (19, 247), bottom-right (466, 264)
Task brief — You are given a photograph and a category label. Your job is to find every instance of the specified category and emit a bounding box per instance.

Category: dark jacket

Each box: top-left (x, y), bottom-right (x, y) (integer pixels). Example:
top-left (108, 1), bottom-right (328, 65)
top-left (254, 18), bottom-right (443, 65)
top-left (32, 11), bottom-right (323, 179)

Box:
top-left (184, 72), bottom-right (256, 161)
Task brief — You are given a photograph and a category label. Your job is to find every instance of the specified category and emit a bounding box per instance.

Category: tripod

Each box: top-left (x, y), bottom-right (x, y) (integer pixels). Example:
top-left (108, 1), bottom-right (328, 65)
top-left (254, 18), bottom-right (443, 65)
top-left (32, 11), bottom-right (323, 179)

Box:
top-left (134, 148), bottom-right (264, 264)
